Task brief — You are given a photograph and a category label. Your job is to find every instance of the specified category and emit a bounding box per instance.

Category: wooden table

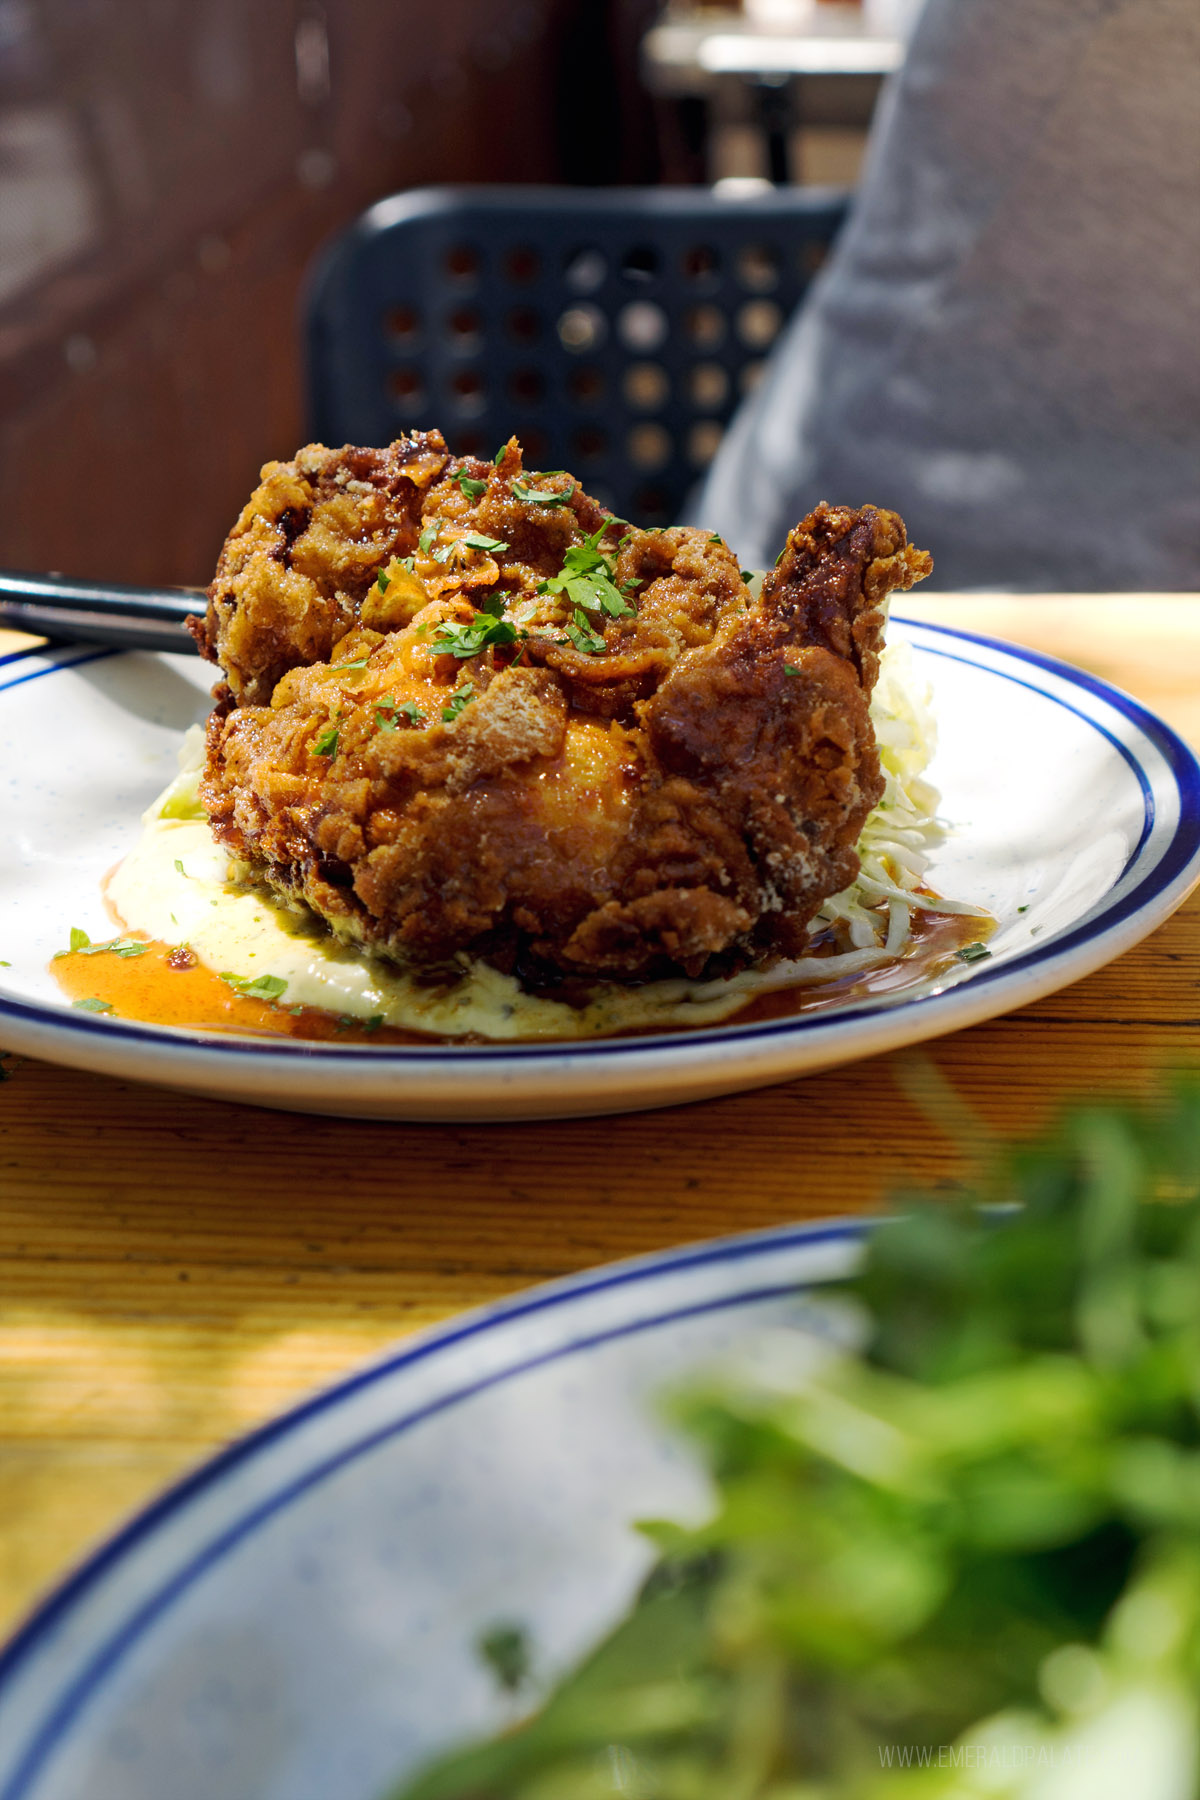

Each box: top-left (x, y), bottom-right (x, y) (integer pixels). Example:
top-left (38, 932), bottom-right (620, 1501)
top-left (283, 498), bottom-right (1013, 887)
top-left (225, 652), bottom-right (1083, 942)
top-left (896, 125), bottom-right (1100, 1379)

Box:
top-left (2, 594), bottom-right (1198, 1641)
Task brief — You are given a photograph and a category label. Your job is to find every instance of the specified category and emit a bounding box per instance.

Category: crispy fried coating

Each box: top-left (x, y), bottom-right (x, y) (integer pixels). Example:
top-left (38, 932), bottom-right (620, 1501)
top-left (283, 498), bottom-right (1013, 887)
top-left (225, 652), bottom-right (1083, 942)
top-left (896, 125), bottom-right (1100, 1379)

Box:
top-left (193, 436), bottom-right (931, 981)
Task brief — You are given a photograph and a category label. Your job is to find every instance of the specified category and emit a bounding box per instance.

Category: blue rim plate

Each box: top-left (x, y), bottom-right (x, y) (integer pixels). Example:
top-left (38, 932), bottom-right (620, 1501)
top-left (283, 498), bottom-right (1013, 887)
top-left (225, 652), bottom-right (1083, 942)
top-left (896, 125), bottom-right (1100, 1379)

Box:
top-left (1, 619), bottom-right (1198, 1119)
top-left (0, 1218), bottom-right (866, 1800)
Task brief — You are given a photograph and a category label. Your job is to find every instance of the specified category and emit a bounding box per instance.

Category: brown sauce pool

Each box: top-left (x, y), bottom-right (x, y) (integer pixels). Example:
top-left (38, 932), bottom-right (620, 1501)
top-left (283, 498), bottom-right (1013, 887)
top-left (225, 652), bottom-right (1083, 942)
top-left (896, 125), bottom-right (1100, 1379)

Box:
top-left (48, 905), bottom-right (992, 1046)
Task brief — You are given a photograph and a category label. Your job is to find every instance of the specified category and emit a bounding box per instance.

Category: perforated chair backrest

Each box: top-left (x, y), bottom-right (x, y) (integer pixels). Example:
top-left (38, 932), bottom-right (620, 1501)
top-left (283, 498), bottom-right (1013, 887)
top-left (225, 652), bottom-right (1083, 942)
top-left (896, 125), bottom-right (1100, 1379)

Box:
top-left (305, 184), bottom-right (848, 525)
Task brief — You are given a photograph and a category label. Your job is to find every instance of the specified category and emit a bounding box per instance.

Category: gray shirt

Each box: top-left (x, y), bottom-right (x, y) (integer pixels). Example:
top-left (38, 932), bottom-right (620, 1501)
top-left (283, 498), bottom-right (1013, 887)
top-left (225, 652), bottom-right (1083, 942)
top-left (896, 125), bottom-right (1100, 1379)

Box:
top-left (694, 0), bottom-right (1200, 589)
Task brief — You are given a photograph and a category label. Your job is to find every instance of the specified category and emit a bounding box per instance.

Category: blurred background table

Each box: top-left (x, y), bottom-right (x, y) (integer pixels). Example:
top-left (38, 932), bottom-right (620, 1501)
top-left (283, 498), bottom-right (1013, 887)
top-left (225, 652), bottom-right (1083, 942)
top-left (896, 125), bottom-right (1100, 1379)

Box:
top-left (1, 591), bottom-right (1198, 1641)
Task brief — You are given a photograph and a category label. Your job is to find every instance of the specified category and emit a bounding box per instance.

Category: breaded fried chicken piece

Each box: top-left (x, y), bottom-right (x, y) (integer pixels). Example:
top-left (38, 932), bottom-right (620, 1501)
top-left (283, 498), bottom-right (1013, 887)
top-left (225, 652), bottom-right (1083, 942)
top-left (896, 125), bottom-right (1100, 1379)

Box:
top-left (192, 436), bottom-right (931, 982)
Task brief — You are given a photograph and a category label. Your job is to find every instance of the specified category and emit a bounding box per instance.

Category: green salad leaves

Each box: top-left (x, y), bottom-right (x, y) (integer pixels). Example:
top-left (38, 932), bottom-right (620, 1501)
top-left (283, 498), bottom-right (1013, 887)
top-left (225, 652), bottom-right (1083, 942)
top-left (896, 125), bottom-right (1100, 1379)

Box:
top-left (391, 1076), bottom-right (1200, 1800)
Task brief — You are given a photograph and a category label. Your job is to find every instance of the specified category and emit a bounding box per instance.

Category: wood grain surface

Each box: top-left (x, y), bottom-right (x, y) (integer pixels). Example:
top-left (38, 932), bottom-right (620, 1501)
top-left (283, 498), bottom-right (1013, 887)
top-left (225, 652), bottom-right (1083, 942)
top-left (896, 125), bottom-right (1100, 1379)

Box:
top-left (1, 595), bottom-right (1198, 1640)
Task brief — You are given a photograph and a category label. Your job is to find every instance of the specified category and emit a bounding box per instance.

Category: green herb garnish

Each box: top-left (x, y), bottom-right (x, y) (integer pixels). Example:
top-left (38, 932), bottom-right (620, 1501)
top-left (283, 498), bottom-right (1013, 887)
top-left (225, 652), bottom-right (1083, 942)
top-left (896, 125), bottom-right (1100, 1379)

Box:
top-left (314, 723), bottom-right (340, 757)
top-left (455, 472), bottom-right (488, 500)
top-left (440, 685), bottom-right (475, 724)
top-left (57, 931), bottom-right (147, 960)
top-left (219, 972), bottom-right (288, 1003)
top-left (957, 941), bottom-right (992, 963)
top-left (390, 1076), bottom-right (1200, 1800)
top-left (564, 611), bottom-right (606, 655)
top-left (72, 997), bottom-right (114, 1014)
top-left (418, 525), bottom-right (437, 554)
top-left (540, 524), bottom-right (634, 623)
top-left (512, 478), bottom-right (576, 508)
top-left (477, 1623), bottom-right (531, 1695)
top-left (783, 662), bottom-right (800, 677)
top-left (324, 657), bottom-right (370, 678)
top-left (429, 610), bottom-right (518, 660)
top-left (376, 568), bottom-right (391, 593)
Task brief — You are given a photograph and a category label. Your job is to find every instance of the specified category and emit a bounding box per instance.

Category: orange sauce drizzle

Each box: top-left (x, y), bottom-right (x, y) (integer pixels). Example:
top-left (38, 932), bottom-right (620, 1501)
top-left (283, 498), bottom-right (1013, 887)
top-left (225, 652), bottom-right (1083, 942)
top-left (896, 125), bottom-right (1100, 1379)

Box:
top-left (48, 906), bottom-right (992, 1046)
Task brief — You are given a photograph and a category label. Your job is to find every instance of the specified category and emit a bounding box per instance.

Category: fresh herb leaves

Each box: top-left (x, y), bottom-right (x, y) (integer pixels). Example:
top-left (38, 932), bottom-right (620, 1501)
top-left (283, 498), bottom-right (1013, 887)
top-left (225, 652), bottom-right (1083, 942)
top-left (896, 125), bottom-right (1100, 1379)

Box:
top-left (219, 971), bottom-right (288, 1003)
top-left (565, 611), bottom-right (606, 655)
top-left (72, 997), bottom-right (114, 1013)
top-left (375, 695), bottom-right (425, 730)
top-left (57, 930), bottom-right (148, 960)
top-left (313, 722), bottom-right (341, 757)
top-left (376, 568), bottom-right (391, 593)
top-left (429, 613), bottom-right (518, 660)
top-left (957, 941), bottom-right (992, 963)
top-left (441, 685), bottom-right (475, 724)
top-left (539, 524), bottom-right (635, 646)
top-left (455, 472), bottom-right (488, 500)
top-left (512, 478), bottom-right (576, 508)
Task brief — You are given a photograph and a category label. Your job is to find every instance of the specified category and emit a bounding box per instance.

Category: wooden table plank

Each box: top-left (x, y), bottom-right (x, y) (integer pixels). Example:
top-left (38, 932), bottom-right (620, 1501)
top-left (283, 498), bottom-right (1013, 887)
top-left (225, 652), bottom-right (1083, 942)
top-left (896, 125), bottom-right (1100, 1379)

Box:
top-left (2, 595), bottom-right (1198, 1637)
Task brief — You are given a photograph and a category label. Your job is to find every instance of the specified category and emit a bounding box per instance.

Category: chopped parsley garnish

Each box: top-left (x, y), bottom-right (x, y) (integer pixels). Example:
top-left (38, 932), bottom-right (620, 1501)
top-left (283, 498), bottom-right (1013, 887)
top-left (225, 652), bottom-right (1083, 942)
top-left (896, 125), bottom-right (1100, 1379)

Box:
top-left (376, 694), bottom-right (425, 730)
top-left (363, 1014), bottom-right (384, 1033)
top-left (429, 610), bottom-right (518, 660)
top-left (174, 859), bottom-right (188, 878)
top-left (493, 443), bottom-right (507, 465)
top-left (376, 568), bottom-right (391, 593)
top-left (477, 1623), bottom-right (531, 1695)
top-left (314, 722), bottom-right (341, 757)
top-left (783, 663), bottom-right (800, 677)
top-left (512, 478), bottom-right (576, 508)
top-left (539, 523), bottom-right (634, 625)
top-left (740, 569), bottom-right (754, 585)
top-left (957, 942), bottom-right (992, 963)
top-left (219, 971), bottom-right (288, 1002)
top-left (418, 525), bottom-right (437, 554)
top-left (57, 930), bottom-right (147, 960)
top-left (72, 997), bottom-right (114, 1013)
top-left (565, 610), bottom-right (607, 655)
top-left (441, 685), bottom-right (475, 724)
top-left (455, 472), bottom-right (488, 500)
top-left (432, 531), bottom-right (508, 564)
top-left (324, 657), bottom-right (370, 678)
top-left (708, 533), bottom-right (722, 545)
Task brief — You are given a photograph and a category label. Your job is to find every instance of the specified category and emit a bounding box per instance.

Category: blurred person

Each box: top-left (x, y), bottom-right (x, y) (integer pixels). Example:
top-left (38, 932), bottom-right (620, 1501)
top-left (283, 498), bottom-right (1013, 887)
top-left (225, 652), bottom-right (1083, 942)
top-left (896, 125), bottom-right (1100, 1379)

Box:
top-left (694, 0), bottom-right (1200, 589)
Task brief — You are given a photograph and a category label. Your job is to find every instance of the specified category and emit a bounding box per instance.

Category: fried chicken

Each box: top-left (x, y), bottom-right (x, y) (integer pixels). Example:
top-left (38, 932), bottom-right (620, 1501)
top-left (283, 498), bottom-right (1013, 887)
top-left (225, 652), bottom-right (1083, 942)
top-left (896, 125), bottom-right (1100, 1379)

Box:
top-left (191, 433), bottom-right (931, 982)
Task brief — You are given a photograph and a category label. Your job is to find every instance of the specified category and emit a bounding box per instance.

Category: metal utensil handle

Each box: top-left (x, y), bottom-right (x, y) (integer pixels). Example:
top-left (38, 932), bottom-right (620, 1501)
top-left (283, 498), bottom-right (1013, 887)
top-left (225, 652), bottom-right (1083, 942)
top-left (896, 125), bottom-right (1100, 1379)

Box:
top-left (0, 570), bottom-right (203, 654)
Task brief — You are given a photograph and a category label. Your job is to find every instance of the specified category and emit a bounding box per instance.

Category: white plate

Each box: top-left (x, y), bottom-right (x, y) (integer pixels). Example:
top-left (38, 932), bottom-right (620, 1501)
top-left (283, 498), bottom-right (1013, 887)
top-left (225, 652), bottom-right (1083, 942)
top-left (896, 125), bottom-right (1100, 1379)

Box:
top-left (1, 621), bottom-right (1197, 1121)
top-left (0, 1219), bottom-right (865, 1800)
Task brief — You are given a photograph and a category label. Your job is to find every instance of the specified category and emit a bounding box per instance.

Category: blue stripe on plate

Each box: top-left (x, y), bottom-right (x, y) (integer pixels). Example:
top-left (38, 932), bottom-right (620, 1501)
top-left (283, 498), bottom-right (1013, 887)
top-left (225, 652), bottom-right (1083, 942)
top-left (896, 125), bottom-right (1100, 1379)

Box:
top-left (0, 627), bottom-right (1197, 1067)
top-left (0, 648), bottom-right (116, 692)
top-left (0, 1219), bottom-right (865, 1798)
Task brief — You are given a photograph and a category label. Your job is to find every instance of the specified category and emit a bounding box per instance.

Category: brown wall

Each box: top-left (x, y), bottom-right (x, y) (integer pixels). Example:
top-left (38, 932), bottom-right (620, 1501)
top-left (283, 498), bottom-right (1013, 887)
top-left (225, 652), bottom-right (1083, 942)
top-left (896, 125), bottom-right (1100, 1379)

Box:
top-left (0, 0), bottom-right (649, 587)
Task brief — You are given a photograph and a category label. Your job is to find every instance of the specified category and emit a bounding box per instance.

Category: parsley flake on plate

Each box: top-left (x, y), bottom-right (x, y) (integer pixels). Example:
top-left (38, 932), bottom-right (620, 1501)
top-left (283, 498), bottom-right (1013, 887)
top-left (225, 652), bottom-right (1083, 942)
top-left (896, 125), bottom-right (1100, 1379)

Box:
top-left (72, 997), bottom-right (114, 1014)
top-left (957, 941), bottom-right (992, 963)
top-left (219, 972), bottom-right (288, 1003)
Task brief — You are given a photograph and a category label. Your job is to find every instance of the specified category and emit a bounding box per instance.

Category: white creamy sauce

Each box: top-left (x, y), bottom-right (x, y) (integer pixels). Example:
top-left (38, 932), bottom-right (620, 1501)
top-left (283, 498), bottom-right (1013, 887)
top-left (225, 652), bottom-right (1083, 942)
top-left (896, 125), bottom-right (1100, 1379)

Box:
top-left (109, 640), bottom-right (966, 1042)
